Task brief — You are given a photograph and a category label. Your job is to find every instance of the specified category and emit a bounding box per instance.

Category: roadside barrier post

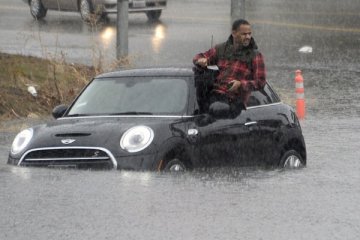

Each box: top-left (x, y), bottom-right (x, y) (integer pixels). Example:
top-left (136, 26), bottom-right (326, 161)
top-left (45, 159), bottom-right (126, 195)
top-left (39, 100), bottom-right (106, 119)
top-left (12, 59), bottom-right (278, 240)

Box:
top-left (231, 0), bottom-right (246, 23)
top-left (117, 0), bottom-right (129, 59)
top-left (295, 70), bottom-right (306, 119)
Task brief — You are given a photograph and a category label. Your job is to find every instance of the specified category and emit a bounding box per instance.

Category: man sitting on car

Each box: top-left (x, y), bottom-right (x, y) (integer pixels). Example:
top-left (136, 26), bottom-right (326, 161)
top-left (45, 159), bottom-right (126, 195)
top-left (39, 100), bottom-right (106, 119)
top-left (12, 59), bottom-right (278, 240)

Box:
top-left (193, 19), bottom-right (266, 117)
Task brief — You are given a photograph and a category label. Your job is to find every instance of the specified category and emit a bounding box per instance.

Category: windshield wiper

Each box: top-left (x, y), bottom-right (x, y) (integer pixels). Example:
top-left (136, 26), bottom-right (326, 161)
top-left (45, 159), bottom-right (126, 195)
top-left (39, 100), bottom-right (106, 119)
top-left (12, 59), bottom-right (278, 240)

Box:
top-left (109, 112), bottom-right (153, 115)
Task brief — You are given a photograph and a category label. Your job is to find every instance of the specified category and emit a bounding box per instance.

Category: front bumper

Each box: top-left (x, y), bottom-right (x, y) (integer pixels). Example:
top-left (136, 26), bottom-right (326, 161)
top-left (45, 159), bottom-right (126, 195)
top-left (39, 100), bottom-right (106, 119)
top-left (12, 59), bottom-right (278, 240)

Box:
top-left (8, 146), bottom-right (158, 171)
top-left (100, 0), bottom-right (167, 13)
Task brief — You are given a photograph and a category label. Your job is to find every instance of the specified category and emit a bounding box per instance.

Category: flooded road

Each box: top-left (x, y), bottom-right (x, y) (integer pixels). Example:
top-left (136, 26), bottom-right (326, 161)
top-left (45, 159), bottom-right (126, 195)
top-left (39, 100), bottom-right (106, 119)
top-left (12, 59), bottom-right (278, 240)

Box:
top-left (1, 0), bottom-right (360, 239)
top-left (1, 116), bottom-right (360, 240)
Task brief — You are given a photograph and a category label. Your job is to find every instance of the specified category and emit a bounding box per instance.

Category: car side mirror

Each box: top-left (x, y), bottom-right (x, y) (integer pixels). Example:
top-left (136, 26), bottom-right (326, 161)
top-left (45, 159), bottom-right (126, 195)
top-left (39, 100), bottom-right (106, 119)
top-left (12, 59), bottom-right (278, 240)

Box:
top-left (209, 101), bottom-right (230, 119)
top-left (52, 104), bottom-right (68, 119)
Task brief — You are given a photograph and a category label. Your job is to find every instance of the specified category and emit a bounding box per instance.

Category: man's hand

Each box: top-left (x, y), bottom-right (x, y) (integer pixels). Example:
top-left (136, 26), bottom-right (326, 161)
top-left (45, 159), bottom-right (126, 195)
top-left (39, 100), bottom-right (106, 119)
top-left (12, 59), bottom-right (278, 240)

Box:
top-left (196, 58), bottom-right (208, 67)
top-left (228, 80), bottom-right (241, 93)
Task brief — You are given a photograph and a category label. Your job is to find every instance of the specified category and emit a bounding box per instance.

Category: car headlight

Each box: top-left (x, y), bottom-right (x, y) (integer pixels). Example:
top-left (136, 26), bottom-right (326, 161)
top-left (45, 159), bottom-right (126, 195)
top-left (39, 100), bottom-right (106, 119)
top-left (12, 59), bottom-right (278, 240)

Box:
top-left (120, 126), bottom-right (154, 153)
top-left (11, 128), bottom-right (33, 155)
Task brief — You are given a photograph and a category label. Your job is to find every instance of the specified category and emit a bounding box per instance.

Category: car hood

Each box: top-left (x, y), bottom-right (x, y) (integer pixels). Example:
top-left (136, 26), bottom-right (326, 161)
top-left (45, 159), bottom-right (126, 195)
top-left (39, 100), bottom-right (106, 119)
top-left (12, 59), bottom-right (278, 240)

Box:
top-left (26, 116), bottom-right (186, 153)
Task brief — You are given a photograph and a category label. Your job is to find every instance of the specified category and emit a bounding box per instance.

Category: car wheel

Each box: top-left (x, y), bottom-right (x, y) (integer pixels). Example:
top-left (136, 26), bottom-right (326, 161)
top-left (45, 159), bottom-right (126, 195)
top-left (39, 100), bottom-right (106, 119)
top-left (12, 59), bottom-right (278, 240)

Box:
top-left (79, 0), bottom-right (102, 23)
top-left (164, 159), bottom-right (186, 172)
top-left (146, 10), bottom-right (162, 21)
top-left (280, 150), bottom-right (304, 169)
top-left (30, 0), bottom-right (47, 20)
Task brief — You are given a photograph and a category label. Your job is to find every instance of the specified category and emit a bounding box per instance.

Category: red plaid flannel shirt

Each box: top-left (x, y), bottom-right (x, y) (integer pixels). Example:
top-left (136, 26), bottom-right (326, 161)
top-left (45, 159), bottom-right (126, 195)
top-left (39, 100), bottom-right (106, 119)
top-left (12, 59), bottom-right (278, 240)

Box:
top-left (193, 44), bottom-right (266, 106)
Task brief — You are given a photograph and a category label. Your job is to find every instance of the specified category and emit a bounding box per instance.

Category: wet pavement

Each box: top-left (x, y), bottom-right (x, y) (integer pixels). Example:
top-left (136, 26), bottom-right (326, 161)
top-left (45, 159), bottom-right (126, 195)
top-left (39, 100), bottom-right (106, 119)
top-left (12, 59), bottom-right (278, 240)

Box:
top-left (1, 116), bottom-right (360, 240)
top-left (1, 0), bottom-right (360, 239)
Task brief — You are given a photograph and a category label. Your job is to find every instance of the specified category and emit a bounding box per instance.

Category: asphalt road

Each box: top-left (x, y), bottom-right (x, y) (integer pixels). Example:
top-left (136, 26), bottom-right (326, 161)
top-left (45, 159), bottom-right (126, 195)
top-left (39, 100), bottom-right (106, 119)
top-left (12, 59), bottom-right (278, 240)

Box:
top-left (1, 0), bottom-right (360, 239)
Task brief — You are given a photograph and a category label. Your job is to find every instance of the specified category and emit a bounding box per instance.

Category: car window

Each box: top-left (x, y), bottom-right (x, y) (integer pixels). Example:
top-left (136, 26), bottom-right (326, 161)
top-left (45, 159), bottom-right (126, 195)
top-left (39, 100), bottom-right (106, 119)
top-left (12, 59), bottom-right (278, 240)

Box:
top-left (68, 77), bottom-right (189, 115)
top-left (247, 84), bottom-right (280, 107)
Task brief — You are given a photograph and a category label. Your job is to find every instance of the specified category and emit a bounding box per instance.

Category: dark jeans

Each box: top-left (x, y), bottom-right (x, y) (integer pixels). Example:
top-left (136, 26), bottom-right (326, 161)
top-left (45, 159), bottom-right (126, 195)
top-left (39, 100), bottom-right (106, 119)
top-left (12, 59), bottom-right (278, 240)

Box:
top-left (208, 92), bottom-right (245, 118)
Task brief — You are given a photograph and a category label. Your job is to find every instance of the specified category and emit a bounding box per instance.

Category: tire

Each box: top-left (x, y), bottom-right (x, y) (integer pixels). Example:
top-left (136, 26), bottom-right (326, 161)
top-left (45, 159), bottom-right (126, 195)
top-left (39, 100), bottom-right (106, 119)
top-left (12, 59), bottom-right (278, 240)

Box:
top-left (279, 150), bottom-right (304, 169)
top-left (30, 0), bottom-right (47, 20)
top-left (79, 0), bottom-right (103, 23)
top-left (146, 10), bottom-right (162, 21)
top-left (164, 159), bottom-right (186, 172)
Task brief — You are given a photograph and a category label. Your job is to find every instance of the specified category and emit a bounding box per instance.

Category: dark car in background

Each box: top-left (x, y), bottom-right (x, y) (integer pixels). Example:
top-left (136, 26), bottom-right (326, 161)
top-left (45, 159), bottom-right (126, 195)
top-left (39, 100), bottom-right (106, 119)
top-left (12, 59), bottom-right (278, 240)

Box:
top-left (8, 68), bottom-right (306, 172)
top-left (23, 0), bottom-right (167, 22)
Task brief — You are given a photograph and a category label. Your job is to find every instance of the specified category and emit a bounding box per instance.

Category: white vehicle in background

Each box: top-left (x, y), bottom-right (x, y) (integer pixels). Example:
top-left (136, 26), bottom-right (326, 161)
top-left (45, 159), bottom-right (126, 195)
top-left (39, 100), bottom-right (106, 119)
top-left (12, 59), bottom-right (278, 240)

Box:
top-left (23, 0), bottom-right (167, 22)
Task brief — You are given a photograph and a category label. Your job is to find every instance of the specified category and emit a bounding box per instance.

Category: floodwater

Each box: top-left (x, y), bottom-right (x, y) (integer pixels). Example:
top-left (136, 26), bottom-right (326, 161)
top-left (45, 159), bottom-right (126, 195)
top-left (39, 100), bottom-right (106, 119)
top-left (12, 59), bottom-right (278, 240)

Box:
top-left (1, 116), bottom-right (360, 240)
top-left (1, 0), bottom-right (360, 239)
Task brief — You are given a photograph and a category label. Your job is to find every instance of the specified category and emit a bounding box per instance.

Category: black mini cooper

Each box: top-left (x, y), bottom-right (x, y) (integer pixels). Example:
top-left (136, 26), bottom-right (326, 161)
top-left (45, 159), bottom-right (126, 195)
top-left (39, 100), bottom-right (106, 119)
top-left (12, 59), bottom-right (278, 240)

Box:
top-left (8, 68), bottom-right (306, 171)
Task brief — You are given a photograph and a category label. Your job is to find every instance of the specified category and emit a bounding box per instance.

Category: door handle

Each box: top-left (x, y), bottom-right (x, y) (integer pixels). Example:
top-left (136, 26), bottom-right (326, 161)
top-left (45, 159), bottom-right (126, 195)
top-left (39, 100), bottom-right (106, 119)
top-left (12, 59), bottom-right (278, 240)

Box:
top-left (187, 128), bottom-right (199, 136)
top-left (244, 121), bottom-right (257, 126)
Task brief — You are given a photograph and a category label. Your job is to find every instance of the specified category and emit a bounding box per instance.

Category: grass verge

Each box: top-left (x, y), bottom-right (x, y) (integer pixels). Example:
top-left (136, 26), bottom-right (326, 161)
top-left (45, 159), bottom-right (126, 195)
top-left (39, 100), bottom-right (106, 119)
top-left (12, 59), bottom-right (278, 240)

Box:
top-left (0, 52), bottom-right (96, 121)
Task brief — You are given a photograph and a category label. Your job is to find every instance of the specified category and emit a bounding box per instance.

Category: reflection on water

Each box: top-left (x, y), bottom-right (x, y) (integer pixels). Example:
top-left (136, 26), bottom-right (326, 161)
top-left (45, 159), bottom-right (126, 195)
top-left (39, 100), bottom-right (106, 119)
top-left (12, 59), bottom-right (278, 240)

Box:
top-left (9, 166), bottom-right (32, 180)
top-left (152, 24), bottom-right (166, 53)
top-left (120, 171), bottom-right (154, 187)
top-left (97, 22), bottom-right (167, 54)
top-left (100, 26), bottom-right (115, 49)
top-left (23, 16), bottom-right (169, 66)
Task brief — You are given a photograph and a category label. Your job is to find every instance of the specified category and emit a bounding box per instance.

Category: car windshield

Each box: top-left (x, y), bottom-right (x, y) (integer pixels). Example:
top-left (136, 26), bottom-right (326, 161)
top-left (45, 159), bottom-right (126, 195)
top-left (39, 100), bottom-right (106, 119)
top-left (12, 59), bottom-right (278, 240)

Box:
top-left (67, 76), bottom-right (189, 116)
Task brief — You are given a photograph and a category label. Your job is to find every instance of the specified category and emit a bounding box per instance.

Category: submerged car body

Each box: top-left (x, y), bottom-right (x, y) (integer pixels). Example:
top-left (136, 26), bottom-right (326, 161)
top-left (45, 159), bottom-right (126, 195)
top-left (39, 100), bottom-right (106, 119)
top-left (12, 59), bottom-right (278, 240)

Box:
top-left (8, 68), bottom-right (306, 171)
top-left (23, 0), bottom-right (167, 21)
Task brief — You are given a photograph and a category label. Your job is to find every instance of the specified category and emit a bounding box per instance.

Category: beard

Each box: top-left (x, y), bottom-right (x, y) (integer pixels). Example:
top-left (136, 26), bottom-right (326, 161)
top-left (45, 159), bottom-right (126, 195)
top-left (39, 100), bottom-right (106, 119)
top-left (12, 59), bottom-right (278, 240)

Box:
top-left (242, 39), bottom-right (250, 47)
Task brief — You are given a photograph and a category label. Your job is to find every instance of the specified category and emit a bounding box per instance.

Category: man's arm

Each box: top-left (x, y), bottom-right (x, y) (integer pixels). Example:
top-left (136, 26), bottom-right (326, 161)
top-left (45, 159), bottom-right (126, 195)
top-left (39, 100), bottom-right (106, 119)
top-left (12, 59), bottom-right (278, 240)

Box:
top-left (239, 52), bottom-right (266, 91)
top-left (193, 47), bottom-right (218, 68)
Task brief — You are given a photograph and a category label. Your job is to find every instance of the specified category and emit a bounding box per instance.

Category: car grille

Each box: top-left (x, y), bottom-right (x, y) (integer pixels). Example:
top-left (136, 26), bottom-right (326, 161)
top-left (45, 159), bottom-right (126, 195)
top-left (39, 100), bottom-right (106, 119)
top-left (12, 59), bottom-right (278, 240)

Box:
top-left (20, 147), bottom-right (117, 170)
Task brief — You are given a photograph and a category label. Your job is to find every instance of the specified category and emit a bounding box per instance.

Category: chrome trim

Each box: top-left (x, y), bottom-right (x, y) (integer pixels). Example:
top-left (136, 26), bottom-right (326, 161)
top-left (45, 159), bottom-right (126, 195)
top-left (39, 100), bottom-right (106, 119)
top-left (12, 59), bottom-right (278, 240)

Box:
top-left (246, 102), bottom-right (282, 110)
top-left (60, 104), bottom-right (283, 120)
top-left (244, 121), bottom-right (257, 126)
top-left (61, 139), bottom-right (76, 144)
top-left (18, 146), bottom-right (118, 169)
top-left (25, 157), bottom-right (109, 161)
top-left (59, 115), bottom-right (192, 120)
top-left (120, 125), bottom-right (155, 153)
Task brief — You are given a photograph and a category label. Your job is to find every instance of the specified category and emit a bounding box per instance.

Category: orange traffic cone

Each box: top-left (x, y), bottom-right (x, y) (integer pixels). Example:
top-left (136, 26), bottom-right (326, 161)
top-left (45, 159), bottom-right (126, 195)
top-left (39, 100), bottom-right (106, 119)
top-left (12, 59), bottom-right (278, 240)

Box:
top-left (295, 70), bottom-right (305, 119)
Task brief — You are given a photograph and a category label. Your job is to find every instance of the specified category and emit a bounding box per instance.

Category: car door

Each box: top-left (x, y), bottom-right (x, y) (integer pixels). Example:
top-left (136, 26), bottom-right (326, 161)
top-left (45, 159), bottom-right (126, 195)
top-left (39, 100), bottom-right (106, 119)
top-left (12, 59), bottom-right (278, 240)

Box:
top-left (245, 84), bottom-right (283, 165)
top-left (191, 110), bottom-right (253, 167)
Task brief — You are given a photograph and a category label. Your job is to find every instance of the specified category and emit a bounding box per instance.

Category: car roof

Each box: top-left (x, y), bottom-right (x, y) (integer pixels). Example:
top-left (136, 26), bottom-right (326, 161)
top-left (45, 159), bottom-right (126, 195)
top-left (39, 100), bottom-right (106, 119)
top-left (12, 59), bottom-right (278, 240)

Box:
top-left (95, 67), bottom-right (194, 79)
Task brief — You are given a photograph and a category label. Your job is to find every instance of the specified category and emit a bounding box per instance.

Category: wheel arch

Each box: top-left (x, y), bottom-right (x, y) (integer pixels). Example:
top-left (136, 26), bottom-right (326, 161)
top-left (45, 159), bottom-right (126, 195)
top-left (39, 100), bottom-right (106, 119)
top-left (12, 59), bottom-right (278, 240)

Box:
top-left (281, 138), bottom-right (307, 165)
top-left (156, 137), bottom-right (194, 170)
